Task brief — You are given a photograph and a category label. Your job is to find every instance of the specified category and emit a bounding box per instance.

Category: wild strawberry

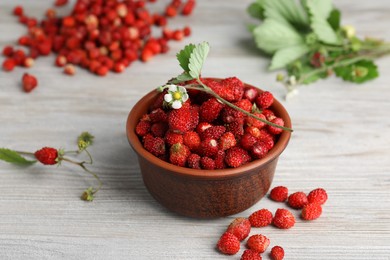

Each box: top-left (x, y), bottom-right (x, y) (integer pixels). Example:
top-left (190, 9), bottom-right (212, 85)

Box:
top-left (307, 188), bottom-right (328, 205)
top-left (251, 142), bottom-right (269, 159)
top-left (236, 99), bottom-right (253, 112)
top-left (225, 147), bottom-right (251, 168)
top-left (151, 122), bottom-right (168, 137)
top-left (243, 87), bottom-right (259, 102)
top-left (200, 125), bottom-right (226, 140)
top-left (2, 46), bottom-right (14, 57)
top-left (164, 131), bottom-right (183, 146)
top-left (149, 108), bottom-right (168, 123)
top-left (143, 135), bottom-right (166, 157)
top-left (287, 192), bottom-right (308, 209)
top-left (217, 232), bottom-right (240, 255)
top-left (226, 217), bottom-right (251, 241)
top-left (301, 203), bottom-right (322, 220)
top-left (245, 126), bottom-right (261, 138)
top-left (241, 249), bottom-right (262, 260)
top-left (268, 118), bottom-right (284, 135)
top-left (34, 147), bottom-right (58, 165)
top-left (169, 143), bottom-right (190, 167)
top-left (200, 157), bottom-right (215, 169)
top-left (240, 133), bottom-right (258, 151)
top-left (150, 91), bottom-right (166, 110)
top-left (258, 132), bottom-right (274, 151)
top-left (221, 106), bottom-right (244, 123)
top-left (270, 246), bottom-right (284, 260)
top-left (219, 77), bottom-right (245, 102)
top-left (246, 234), bottom-right (270, 253)
top-left (226, 120), bottom-right (244, 137)
top-left (248, 209), bottom-right (273, 227)
top-left (183, 131), bottom-right (201, 151)
top-left (214, 150), bottom-right (226, 169)
top-left (196, 122), bottom-right (212, 134)
top-left (135, 120), bottom-right (151, 137)
top-left (270, 186), bottom-right (288, 202)
top-left (187, 153), bottom-right (201, 169)
top-left (168, 105), bottom-right (193, 133)
top-left (218, 132), bottom-right (236, 151)
top-left (2, 58), bottom-right (16, 71)
top-left (199, 98), bottom-right (224, 122)
top-left (246, 113), bottom-right (266, 129)
top-left (189, 104), bottom-right (200, 129)
top-left (13, 6), bottom-right (24, 16)
top-left (256, 91), bottom-right (274, 109)
top-left (22, 73), bottom-right (38, 93)
top-left (262, 109), bottom-right (276, 121)
top-left (198, 138), bottom-right (218, 157)
top-left (273, 208), bottom-right (295, 229)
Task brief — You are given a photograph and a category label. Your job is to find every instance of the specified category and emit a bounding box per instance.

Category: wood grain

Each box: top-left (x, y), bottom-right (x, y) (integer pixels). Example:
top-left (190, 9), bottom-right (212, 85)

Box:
top-left (1, 0), bottom-right (389, 259)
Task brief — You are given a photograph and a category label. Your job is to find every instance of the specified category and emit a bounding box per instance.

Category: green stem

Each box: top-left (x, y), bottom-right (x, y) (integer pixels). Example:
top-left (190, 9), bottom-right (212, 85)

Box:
top-left (194, 78), bottom-right (293, 132)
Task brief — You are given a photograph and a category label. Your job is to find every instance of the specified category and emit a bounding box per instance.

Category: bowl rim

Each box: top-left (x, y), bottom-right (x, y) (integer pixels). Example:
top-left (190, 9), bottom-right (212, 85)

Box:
top-left (126, 79), bottom-right (292, 180)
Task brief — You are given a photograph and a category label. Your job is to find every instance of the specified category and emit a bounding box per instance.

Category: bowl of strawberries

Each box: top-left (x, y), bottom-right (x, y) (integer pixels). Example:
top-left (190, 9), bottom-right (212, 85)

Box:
top-left (126, 75), bottom-right (292, 218)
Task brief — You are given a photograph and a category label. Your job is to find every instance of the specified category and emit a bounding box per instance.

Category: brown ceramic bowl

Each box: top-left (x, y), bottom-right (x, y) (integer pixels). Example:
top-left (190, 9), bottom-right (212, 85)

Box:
top-left (126, 80), bottom-right (292, 218)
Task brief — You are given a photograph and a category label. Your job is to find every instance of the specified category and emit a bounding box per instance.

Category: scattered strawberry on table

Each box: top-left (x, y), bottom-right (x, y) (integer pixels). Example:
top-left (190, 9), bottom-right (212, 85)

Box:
top-left (216, 186), bottom-right (328, 259)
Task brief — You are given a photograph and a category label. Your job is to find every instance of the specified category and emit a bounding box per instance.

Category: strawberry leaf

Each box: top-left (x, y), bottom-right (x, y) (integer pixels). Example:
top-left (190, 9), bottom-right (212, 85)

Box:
top-left (176, 43), bottom-right (196, 73)
top-left (263, 0), bottom-right (309, 27)
top-left (188, 42), bottom-right (210, 79)
top-left (334, 60), bottom-right (379, 83)
top-left (0, 148), bottom-right (36, 166)
top-left (270, 44), bottom-right (310, 70)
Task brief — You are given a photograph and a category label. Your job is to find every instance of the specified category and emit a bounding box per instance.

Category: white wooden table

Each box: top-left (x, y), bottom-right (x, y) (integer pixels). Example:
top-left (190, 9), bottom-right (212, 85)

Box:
top-left (1, 1), bottom-right (389, 259)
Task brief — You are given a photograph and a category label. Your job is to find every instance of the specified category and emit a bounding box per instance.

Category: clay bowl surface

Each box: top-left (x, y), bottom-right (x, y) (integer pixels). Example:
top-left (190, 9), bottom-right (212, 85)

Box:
top-left (126, 80), bottom-right (292, 218)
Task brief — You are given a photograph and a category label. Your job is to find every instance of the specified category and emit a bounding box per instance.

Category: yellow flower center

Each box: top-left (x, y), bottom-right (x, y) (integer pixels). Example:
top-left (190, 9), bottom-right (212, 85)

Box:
top-left (172, 91), bottom-right (182, 100)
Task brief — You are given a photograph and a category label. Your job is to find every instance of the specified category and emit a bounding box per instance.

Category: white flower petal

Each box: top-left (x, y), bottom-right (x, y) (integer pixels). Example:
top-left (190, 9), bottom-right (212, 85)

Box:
top-left (178, 86), bottom-right (187, 93)
top-left (164, 93), bottom-right (173, 102)
top-left (172, 100), bottom-right (182, 109)
top-left (168, 84), bottom-right (178, 92)
top-left (182, 93), bottom-right (189, 102)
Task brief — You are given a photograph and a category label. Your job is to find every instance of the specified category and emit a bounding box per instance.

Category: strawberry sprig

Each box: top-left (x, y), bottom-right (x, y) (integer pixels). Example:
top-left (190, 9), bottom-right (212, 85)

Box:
top-left (158, 42), bottom-right (293, 132)
top-left (0, 132), bottom-right (102, 201)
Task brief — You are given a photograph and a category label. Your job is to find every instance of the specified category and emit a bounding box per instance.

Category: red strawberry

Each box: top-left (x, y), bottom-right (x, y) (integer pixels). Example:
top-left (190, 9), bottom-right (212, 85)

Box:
top-left (219, 77), bottom-right (245, 102)
top-left (225, 147), bottom-right (251, 168)
top-left (143, 135), bottom-right (166, 157)
top-left (168, 104), bottom-right (193, 133)
top-left (262, 109), bottom-right (276, 121)
top-left (270, 186), bottom-right (288, 202)
top-left (199, 98), bottom-right (224, 122)
top-left (218, 132), bottom-right (237, 151)
top-left (243, 87), bottom-right (259, 102)
top-left (196, 122), bottom-right (212, 134)
top-left (256, 91), bottom-right (274, 109)
top-left (236, 99), bottom-right (253, 112)
top-left (187, 153), bottom-right (201, 169)
top-left (248, 209), bottom-right (273, 227)
top-left (189, 104), bottom-right (200, 129)
top-left (217, 232), bottom-right (240, 255)
top-left (150, 91), bottom-right (166, 110)
top-left (226, 120), bottom-right (244, 137)
top-left (200, 156), bottom-right (215, 169)
top-left (226, 217), bottom-right (251, 241)
top-left (34, 147), bottom-right (58, 165)
top-left (241, 249), bottom-right (262, 260)
top-left (273, 208), bottom-right (295, 229)
top-left (287, 192), bottom-right (308, 209)
top-left (149, 108), bottom-right (168, 123)
top-left (245, 126), bottom-right (261, 138)
top-left (169, 143), bottom-right (190, 167)
top-left (301, 203), bottom-right (322, 220)
top-left (251, 141), bottom-right (269, 159)
top-left (240, 133), bottom-right (258, 151)
top-left (221, 106), bottom-right (244, 123)
top-left (198, 138), bottom-right (218, 157)
top-left (246, 234), bottom-right (270, 253)
top-left (22, 73), bottom-right (38, 93)
top-left (200, 125), bottom-right (226, 140)
top-left (150, 122), bottom-right (168, 137)
top-left (270, 246), bottom-right (284, 260)
top-left (183, 131), bottom-right (201, 151)
top-left (246, 112), bottom-right (266, 129)
top-left (214, 150), bottom-right (226, 169)
top-left (258, 132), bottom-right (274, 151)
top-left (267, 117), bottom-right (284, 135)
top-left (135, 120), bottom-right (151, 136)
top-left (307, 188), bottom-right (328, 205)
top-left (164, 131), bottom-right (183, 146)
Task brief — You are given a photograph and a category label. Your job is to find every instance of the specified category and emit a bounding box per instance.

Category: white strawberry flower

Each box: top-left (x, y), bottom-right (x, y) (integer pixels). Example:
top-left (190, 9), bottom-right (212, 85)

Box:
top-left (163, 84), bottom-right (189, 109)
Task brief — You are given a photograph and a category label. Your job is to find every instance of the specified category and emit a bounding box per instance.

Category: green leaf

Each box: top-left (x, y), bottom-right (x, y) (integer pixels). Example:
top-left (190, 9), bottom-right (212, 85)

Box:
top-left (305, 0), bottom-right (341, 45)
top-left (334, 60), bottom-right (379, 83)
top-left (264, 0), bottom-right (309, 27)
top-left (327, 9), bottom-right (341, 30)
top-left (247, 24), bottom-right (257, 33)
top-left (252, 19), bottom-right (304, 54)
top-left (270, 44), bottom-right (310, 70)
top-left (247, 0), bottom-right (265, 20)
top-left (171, 72), bottom-right (194, 84)
top-left (176, 44), bottom-right (196, 73)
top-left (188, 42), bottom-right (210, 79)
top-left (0, 148), bottom-right (36, 166)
